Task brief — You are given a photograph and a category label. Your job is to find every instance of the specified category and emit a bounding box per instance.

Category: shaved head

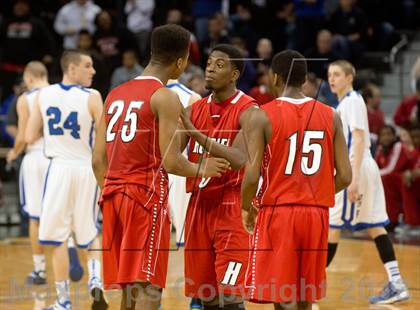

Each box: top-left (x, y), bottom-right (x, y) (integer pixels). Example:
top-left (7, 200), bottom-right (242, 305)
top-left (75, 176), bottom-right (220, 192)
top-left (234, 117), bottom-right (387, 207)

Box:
top-left (24, 61), bottom-right (48, 79)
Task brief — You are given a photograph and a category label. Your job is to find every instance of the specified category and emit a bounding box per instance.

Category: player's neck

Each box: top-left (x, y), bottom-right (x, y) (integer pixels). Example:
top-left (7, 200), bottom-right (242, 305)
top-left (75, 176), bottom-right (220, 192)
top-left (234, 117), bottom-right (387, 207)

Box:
top-left (212, 86), bottom-right (237, 103)
top-left (279, 87), bottom-right (305, 99)
top-left (167, 79), bottom-right (178, 85)
top-left (142, 65), bottom-right (172, 85)
top-left (31, 81), bottom-right (49, 89)
top-left (61, 76), bottom-right (78, 85)
top-left (338, 86), bottom-right (353, 101)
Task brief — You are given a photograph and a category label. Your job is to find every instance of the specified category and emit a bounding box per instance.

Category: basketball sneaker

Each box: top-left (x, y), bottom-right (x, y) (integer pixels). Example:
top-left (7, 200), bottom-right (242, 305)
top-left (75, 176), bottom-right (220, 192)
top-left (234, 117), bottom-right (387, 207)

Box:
top-left (190, 298), bottom-right (203, 309)
top-left (369, 281), bottom-right (410, 304)
top-left (44, 299), bottom-right (71, 310)
top-left (89, 277), bottom-right (108, 310)
top-left (26, 270), bottom-right (46, 285)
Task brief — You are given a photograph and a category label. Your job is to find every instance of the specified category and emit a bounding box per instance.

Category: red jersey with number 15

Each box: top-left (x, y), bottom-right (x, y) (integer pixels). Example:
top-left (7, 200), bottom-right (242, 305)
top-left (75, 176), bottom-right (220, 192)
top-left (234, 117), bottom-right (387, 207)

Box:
top-left (256, 97), bottom-right (335, 208)
top-left (186, 91), bottom-right (256, 199)
top-left (102, 76), bottom-right (168, 208)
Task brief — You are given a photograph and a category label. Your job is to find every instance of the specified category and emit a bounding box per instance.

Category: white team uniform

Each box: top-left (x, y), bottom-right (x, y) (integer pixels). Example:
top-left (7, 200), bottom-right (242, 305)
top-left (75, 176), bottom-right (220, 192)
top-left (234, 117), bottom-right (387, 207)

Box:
top-left (38, 83), bottom-right (99, 247)
top-left (19, 88), bottom-right (50, 220)
top-left (330, 91), bottom-right (389, 230)
top-left (167, 82), bottom-right (199, 245)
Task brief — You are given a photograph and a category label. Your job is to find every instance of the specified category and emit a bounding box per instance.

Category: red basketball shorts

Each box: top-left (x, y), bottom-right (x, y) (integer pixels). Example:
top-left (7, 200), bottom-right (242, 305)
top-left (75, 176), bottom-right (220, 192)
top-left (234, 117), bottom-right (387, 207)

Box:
top-left (101, 189), bottom-right (170, 289)
top-left (184, 190), bottom-right (250, 299)
top-left (246, 205), bottom-right (329, 303)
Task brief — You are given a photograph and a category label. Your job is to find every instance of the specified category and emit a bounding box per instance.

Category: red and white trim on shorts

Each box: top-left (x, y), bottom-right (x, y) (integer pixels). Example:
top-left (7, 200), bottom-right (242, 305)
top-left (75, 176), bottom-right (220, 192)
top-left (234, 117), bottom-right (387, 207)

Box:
top-left (246, 226), bottom-right (260, 298)
top-left (144, 168), bottom-right (166, 283)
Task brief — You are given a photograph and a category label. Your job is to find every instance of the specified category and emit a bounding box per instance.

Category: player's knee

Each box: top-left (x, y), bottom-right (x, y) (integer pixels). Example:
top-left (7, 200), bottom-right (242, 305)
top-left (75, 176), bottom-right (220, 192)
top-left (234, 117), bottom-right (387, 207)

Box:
top-left (367, 226), bottom-right (387, 239)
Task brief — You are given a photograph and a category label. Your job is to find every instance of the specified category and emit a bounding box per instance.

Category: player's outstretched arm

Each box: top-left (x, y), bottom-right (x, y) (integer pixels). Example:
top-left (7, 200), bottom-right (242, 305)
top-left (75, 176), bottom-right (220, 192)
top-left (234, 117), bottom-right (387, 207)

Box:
top-left (333, 111), bottom-right (352, 193)
top-left (25, 93), bottom-right (43, 144)
top-left (151, 87), bottom-right (230, 178)
top-left (241, 108), bottom-right (270, 232)
top-left (89, 91), bottom-right (107, 189)
top-left (7, 95), bottom-right (29, 163)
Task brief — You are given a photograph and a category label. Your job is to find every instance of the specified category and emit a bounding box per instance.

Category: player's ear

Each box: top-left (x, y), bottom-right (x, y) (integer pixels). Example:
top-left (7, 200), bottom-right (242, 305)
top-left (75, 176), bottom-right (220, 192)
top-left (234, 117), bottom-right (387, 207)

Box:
top-left (176, 57), bottom-right (183, 69)
top-left (231, 69), bottom-right (240, 83)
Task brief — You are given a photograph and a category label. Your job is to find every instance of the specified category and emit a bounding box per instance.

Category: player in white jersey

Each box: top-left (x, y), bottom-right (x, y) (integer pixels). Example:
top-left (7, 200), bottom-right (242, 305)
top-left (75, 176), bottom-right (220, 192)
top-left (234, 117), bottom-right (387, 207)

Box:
top-left (327, 60), bottom-right (409, 304)
top-left (167, 79), bottom-right (201, 246)
top-left (6, 62), bottom-right (50, 285)
top-left (25, 51), bottom-right (107, 310)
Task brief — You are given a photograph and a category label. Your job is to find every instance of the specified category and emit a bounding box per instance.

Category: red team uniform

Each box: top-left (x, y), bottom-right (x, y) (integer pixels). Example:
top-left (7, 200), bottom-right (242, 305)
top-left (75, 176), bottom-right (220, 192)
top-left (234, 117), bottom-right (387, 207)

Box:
top-left (375, 142), bottom-right (413, 225)
top-left (247, 97), bottom-right (335, 303)
top-left (185, 90), bottom-right (256, 298)
top-left (101, 76), bottom-right (170, 289)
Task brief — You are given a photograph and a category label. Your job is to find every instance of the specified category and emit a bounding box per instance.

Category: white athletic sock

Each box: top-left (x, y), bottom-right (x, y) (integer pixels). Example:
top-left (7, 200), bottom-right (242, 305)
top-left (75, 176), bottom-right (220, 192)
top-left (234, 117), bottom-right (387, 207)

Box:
top-left (33, 254), bottom-right (46, 273)
top-left (88, 259), bottom-right (102, 287)
top-left (384, 261), bottom-right (402, 283)
top-left (55, 280), bottom-right (70, 304)
top-left (67, 236), bottom-right (75, 248)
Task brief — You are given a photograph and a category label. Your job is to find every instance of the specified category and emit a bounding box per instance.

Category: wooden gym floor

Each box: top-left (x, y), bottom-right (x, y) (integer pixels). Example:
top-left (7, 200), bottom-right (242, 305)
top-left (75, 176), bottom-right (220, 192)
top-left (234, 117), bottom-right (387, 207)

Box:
top-left (0, 236), bottom-right (419, 309)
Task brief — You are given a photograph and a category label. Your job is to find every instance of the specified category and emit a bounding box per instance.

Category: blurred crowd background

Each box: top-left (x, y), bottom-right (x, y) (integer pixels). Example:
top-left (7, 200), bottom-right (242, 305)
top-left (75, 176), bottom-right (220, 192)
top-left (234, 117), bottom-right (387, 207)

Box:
top-left (0, 0), bottom-right (419, 237)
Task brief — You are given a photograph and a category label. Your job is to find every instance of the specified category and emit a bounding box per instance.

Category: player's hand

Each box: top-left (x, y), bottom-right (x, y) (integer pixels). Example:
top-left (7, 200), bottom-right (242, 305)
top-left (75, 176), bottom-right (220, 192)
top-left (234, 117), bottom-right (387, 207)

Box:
top-left (347, 179), bottom-right (361, 203)
top-left (199, 157), bottom-right (230, 177)
top-left (242, 207), bottom-right (257, 234)
top-left (402, 170), bottom-right (412, 187)
top-left (6, 149), bottom-right (17, 164)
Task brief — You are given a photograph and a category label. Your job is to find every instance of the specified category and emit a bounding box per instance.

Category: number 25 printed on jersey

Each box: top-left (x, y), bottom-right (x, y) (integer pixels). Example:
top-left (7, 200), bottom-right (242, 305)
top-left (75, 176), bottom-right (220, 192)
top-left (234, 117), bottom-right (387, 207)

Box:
top-left (106, 100), bottom-right (144, 142)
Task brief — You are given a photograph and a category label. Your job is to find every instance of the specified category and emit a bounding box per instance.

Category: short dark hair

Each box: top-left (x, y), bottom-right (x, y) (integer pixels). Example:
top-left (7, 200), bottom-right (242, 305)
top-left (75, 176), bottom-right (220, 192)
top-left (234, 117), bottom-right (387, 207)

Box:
top-left (60, 50), bottom-right (90, 73)
top-left (150, 24), bottom-right (190, 65)
top-left (271, 50), bottom-right (307, 87)
top-left (211, 44), bottom-right (244, 75)
top-left (380, 124), bottom-right (396, 136)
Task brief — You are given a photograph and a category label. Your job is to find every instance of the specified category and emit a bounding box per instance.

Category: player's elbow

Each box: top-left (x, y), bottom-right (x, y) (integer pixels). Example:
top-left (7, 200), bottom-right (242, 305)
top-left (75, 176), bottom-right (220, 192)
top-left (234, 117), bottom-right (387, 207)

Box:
top-left (25, 131), bottom-right (37, 144)
top-left (335, 168), bottom-right (352, 193)
top-left (230, 150), bottom-right (247, 171)
top-left (161, 158), bottom-right (180, 175)
top-left (92, 152), bottom-right (105, 173)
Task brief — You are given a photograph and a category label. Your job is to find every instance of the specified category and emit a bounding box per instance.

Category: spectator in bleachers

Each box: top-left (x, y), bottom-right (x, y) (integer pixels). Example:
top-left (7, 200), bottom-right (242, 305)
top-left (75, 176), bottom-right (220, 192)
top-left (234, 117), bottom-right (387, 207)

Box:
top-left (93, 10), bottom-right (136, 69)
top-left (293, 0), bottom-right (325, 53)
top-left (192, 0), bottom-right (223, 44)
top-left (231, 37), bottom-right (256, 93)
top-left (188, 72), bottom-right (208, 98)
top-left (166, 8), bottom-right (201, 66)
top-left (327, 0), bottom-right (368, 62)
top-left (77, 30), bottom-right (108, 97)
top-left (255, 38), bottom-right (273, 73)
top-left (124, 0), bottom-right (154, 62)
top-left (230, 3), bottom-right (259, 56)
top-left (375, 125), bottom-right (413, 231)
top-left (362, 83), bottom-right (385, 144)
top-left (304, 29), bottom-right (340, 80)
top-left (248, 70), bottom-right (276, 106)
top-left (178, 60), bottom-right (205, 87)
top-left (200, 13), bottom-right (230, 67)
top-left (109, 49), bottom-right (144, 90)
top-left (302, 72), bottom-right (322, 99)
top-left (394, 78), bottom-right (420, 129)
top-left (410, 56), bottom-right (420, 93)
top-left (54, 0), bottom-right (101, 49)
top-left (0, 0), bottom-right (54, 102)
top-left (400, 125), bottom-right (420, 235)
top-left (269, 1), bottom-right (295, 52)
top-left (359, 0), bottom-right (396, 52)
top-left (3, 79), bottom-right (26, 144)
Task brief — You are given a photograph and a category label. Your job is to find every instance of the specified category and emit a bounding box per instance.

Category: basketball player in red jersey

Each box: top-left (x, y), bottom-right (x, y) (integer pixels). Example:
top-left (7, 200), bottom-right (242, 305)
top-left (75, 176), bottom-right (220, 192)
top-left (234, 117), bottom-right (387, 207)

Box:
top-left (179, 44), bottom-right (258, 309)
top-left (240, 50), bottom-right (352, 309)
top-left (92, 25), bottom-right (230, 310)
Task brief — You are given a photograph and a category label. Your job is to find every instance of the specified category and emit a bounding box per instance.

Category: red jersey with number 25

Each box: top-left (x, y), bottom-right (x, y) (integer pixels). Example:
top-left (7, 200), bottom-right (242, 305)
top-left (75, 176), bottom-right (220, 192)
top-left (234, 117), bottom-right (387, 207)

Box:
top-left (102, 76), bottom-right (168, 207)
top-left (186, 90), bottom-right (256, 199)
top-left (257, 97), bottom-right (335, 208)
